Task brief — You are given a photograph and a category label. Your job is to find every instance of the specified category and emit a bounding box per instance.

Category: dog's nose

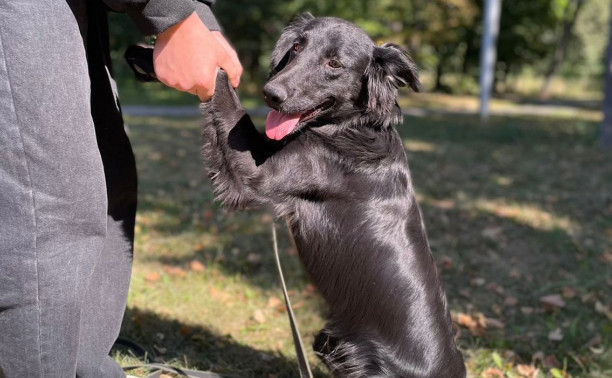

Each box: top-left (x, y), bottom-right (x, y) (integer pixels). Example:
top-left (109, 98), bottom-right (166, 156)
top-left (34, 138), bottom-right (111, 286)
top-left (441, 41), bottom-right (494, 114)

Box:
top-left (263, 83), bottom-right (288, 107)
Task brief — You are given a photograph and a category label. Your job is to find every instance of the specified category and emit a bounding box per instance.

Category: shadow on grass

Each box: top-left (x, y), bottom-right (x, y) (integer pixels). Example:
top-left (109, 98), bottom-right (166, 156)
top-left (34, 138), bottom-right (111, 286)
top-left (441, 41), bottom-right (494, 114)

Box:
top-left (118, 307), bottom-right (328, 378)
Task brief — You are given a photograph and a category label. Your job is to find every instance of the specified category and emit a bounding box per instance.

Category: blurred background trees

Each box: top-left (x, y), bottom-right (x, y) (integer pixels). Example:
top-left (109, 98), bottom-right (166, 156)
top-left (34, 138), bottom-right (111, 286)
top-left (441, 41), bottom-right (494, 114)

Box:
top-left (108, 0), bottom-right (610, 98)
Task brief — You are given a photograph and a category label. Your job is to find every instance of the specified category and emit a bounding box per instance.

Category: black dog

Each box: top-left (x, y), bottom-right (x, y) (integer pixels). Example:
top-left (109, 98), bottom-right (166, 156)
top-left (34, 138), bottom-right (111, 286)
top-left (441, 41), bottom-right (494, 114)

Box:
top-left (201, 14), bottom-right (466, 378)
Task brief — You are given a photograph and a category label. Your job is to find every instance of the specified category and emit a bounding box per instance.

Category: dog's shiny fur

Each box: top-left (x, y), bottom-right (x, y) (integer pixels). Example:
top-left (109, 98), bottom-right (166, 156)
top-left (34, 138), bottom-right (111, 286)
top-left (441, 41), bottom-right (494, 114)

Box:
top-left (201, 14), bottom-right (465, 378)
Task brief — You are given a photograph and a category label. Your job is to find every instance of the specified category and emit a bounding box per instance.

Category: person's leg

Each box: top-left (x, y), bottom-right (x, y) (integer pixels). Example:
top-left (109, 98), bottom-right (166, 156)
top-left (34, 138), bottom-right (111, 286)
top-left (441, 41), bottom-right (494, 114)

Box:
top-left (75, 2), bottom-right (138, 377)
top-left (0, 0), bottom-right (107, 377)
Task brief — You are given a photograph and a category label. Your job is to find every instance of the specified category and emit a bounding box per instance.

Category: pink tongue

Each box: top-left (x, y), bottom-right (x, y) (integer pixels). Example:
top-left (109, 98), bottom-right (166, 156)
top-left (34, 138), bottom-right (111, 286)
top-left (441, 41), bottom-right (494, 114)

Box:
top-left (265, 110), bottom-right (302, 140)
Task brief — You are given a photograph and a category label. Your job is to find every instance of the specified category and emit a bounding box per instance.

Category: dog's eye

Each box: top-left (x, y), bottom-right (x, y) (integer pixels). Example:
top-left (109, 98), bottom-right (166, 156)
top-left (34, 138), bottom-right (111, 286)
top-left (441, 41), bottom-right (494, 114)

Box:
top-left (327, 59), bottom-right (342, 69)
top-left (293, 43), bottom-right (301, 52)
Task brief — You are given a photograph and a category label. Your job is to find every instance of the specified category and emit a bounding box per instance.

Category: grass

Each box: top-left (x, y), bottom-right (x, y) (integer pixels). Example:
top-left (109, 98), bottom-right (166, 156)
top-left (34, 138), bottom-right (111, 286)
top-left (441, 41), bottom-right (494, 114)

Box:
top-left (114, 100), bottom-right (612, 377)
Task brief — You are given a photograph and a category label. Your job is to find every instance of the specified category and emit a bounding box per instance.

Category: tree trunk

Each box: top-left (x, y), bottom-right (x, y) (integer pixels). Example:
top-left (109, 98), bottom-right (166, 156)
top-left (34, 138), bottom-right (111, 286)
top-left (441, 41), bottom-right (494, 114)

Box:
top-left (601, 3), bottom-right (612, 150)
top-left (539, 0), bottom-right (585, 100)
top-left (434, 56), bottom-right (445, 91)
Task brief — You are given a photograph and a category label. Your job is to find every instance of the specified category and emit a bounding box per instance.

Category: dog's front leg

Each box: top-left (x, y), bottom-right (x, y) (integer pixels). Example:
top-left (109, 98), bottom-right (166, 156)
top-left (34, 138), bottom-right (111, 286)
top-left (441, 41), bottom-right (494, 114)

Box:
top-left (200, 71), bottom-right (276, 209)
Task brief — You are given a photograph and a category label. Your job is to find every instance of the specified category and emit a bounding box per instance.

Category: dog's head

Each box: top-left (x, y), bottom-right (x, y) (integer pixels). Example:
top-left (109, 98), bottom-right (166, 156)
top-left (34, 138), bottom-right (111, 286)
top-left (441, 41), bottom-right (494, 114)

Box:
top-left (263, 13), bottom-right (420, 140)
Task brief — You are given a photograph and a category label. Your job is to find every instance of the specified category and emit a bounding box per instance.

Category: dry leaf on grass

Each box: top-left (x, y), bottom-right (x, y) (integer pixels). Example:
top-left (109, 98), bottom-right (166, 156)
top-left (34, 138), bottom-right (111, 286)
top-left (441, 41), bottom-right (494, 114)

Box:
top-left (470, 277), bottom-right (486, 287)
top-left (145, 272), bottom-right (160, 282)
top-left (267, 296), bottom-right (283, 310)
top-left (548, 328), bottom-right (563, 342)
top-left (208, 286), bottom-right (232, 303)
top-left (162, 265), bottom-right (186, 278)
top-left (253, 309), bottom-right (266, 323)
top-left (504, 296), bottom-right (518, 307)
top-left (516, 364), bottom-right (538, 378)
top-left (595, 301), bottom-right (612, 321)
top-left (485, 317), bottom-right (505, 329)
top-left (452, 312), bottom-right (504, 335)
top-left (561, 286), bottom-right (578, 299)
top-left (481, 367), bottom-right (505, 378)
top-left (540, 294), bottom-right (565, 311)
top-left (153, 344), bottom-right (167, 355)
top-left (439, 256), bottom-right (454, 271)
top-left (188, 260), bottom-right (205, 272)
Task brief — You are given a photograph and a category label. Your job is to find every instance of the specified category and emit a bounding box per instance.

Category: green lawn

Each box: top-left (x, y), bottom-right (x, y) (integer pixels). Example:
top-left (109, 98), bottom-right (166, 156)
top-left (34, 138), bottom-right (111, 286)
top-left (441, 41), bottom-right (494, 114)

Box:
top-left (115, 108), bottom-right (612, 377)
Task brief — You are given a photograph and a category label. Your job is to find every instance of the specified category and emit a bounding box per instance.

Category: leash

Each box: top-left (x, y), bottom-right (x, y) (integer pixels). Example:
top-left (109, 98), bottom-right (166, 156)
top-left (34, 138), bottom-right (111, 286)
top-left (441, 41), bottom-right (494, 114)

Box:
top-left (271, 221), bottom-right (314, 378)
top-left (119, 222), bottom-right (313, 378)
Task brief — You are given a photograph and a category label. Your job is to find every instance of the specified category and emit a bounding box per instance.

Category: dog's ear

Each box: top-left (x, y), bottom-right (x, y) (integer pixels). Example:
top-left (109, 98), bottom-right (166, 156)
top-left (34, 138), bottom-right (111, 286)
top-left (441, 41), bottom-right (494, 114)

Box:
top-left (364, 43), bottom-right (421, 122)
top-left (269, 13), bottom-right (315, 75)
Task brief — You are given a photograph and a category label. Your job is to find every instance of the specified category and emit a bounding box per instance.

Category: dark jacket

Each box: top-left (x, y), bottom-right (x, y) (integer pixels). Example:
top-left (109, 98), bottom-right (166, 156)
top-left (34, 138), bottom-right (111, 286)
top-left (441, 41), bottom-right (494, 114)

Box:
top-left (101, 0), bottom-right (220, 34)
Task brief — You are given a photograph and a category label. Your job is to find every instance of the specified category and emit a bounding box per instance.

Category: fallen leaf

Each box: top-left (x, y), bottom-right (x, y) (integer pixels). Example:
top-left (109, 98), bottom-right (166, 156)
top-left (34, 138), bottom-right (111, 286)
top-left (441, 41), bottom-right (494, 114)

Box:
top-left (470, 277), bottom-right (486, 286)
top-left (440, 256), bottom-right (454, 271)
top-left (247, 253), bottom-right (262, 263)
top-left (504, 296), bottom-right (518, 307)
top-left (485, 317), bottom-right (505, 329)
top-left (491, 304), bottom-right (502, 316)
top-left (481, 367), bottom-right (504, 378)
top-left (581, 292), bottom-right (596, 303)
top-left (188, 260), bottom-right (205, 272)
top-left (540, 294), bottom-right (565, 311)
top-left (548, 328), bottom-right (563, 342)
top-left (521, 307), bottom-right (534, 315)
top-left (561, 286), bottom-right (578, 299)
top-left (162, 265), bottom-right (186, 278)
top-left (509, 269), bottom-right (521, 278)
top-left (516, 364), bottom-right (538, 377)
top-left (267, 296), bottom-right (283, 309)
top-left (459, 289), bottom-right (471, 298)
top-left (208, 286), bottom-right (232, 303)
top-left (253, 309), bottom-right (266, 323)
top-left (594, 301), bottom-right (612, 321)
top-left (145, 272), bottom-right (160, 282)
top-left (455, 313), bottom-right (477, 330)
top-left (153, 344), bottom-right (167, 355)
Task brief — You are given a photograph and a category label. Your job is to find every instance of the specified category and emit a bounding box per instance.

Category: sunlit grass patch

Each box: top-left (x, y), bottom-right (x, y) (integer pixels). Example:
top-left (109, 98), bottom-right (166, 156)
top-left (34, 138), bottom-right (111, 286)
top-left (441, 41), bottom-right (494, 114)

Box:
top-left (473, 199), bottom-right (578, 234)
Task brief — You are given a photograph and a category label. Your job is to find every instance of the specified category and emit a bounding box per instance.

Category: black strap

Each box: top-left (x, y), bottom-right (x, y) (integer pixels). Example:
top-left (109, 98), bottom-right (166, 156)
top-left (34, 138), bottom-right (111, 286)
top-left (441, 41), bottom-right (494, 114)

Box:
top-left (271, 222), bottom-right (314, 378)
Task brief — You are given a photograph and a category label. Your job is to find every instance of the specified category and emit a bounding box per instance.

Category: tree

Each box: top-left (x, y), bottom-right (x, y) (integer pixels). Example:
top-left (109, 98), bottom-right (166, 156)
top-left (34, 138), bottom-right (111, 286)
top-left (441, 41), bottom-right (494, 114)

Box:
top-left (601, 3), bottom-right (612, 150)
top-left (539, 0), bottom-right (586, 99)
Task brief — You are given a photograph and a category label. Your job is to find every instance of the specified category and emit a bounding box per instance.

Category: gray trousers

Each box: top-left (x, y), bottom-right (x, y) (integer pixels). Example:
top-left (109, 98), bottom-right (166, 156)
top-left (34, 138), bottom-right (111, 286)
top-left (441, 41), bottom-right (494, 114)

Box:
top-left (0, 1), bottom-right (136, 377)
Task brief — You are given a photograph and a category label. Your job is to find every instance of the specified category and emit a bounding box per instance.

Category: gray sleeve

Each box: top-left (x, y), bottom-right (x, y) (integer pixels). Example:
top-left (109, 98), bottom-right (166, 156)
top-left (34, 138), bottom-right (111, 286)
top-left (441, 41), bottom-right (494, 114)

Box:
top-left (102, 0), bottom-right (221, 35)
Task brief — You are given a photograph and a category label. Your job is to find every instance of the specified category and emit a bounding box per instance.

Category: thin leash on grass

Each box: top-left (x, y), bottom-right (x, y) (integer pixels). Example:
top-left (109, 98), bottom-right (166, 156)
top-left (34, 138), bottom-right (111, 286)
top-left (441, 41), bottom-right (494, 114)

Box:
top-left (118, 221), bottom-right (313, 378)
top-left (271, 220), bottom-right (314, 378)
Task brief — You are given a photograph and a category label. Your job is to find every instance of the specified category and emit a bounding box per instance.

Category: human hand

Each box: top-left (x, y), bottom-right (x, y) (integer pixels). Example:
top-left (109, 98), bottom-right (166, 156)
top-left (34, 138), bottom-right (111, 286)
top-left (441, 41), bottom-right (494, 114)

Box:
top-left (153, 12), bottom-right (242, 101)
